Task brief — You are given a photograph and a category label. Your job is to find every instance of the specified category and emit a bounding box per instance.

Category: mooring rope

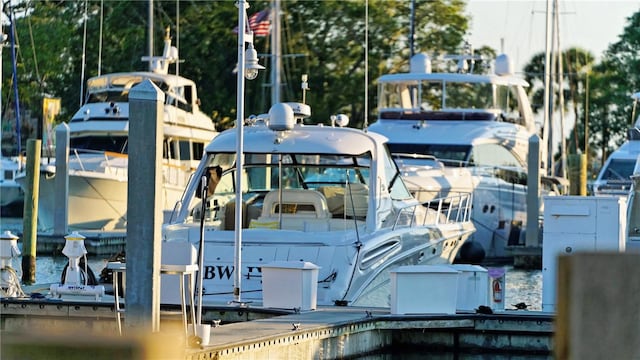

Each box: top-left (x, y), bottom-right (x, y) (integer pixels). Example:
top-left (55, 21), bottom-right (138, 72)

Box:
top-left (0, 266), bottom-right (27, 298)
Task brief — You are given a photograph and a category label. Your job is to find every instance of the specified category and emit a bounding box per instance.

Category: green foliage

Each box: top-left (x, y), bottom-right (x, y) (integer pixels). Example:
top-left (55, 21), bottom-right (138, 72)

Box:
top-left (589, 11), bottom-right (640, 165)
top-left (2, 0), bottom-right (471, 135)
top-left (522, 9), bottom-right (640, 176)
top-left (7, 0), bottom-right (637, 175)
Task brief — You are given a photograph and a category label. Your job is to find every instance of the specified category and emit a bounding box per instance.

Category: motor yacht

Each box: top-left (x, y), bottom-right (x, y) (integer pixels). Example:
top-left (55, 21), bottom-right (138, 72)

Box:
top-left (162, 101), bottom-right (475, 307)
top-left (368, 52), bottom-right (564, 261)
top-left (15, 29), bottom-right (218, 231)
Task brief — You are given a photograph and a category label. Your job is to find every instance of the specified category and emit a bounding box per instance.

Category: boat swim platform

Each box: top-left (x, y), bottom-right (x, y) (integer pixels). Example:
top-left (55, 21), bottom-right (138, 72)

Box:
top-left (1, 297), bottom-right (553, 359)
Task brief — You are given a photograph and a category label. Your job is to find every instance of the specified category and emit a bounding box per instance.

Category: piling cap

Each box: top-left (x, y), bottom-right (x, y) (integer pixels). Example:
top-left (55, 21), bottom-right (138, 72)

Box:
top-left (65, 231), bottom-right (86, 241)
top-left (0, 230), bottom-right (19, 241)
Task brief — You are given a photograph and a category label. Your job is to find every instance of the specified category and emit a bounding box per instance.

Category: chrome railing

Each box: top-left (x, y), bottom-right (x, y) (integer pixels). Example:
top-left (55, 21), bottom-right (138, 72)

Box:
top-left (392, 192), bottom-right (473, 230)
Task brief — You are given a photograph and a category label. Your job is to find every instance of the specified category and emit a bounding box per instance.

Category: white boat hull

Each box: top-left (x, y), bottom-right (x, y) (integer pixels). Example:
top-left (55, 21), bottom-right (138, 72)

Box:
top-left (0, 182), bottom-right (23, 207)
top-left (163, 220), bottom-right (474, 307)
top-left (32, 166), bottom-right (189, 231)
top-left (406, 171), bottom-right (529, 258)
top-left (1, 157), bottom-right (24, 208)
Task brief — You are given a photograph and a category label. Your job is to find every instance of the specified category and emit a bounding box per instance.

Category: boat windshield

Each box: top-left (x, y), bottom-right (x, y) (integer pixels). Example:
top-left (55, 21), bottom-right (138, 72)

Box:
top-left (386, 143), bottom-right (471, 167)
top-left (70, 135), bottom-right (128, 153)
top-left (386, 142), bottom-right (524, 169)
top-left (599, 158), bottom-right (637, 181)
top-left (85, 75), bottom-right (170, 104)
top-left (183, 151), bottom-right (374, 222)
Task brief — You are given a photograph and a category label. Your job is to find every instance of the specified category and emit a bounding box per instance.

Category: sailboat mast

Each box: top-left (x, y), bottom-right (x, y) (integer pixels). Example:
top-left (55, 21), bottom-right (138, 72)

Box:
top-left (79, 0), bottom-right (88, 107)
top-left (148, 0), bottom-right (154, 71)
top-left (270, 0), bottom-right (281, 105)
top-left (409, 0), bottom-right (415, 58)
top-left (556, 0), bottom-right (567, 179)
top-left (9, 9), bottom-right (21, 156)
top-left (1, 1), bottom-right (3, 155)
top-left (541, 0), bottom-right (553, 176)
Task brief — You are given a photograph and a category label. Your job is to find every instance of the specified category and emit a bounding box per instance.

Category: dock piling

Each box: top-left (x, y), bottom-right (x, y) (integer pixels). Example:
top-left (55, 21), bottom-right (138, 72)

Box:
top-left (21, 139), bottom-right (41, 285)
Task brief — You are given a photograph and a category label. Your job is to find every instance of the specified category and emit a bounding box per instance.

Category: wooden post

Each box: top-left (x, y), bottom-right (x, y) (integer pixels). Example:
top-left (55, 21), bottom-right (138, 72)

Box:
top-left (567, 154), bottom-right (586, 196)
top-left (53, 123), bottom-right (69, 235)
top-left (525, 134), bottom-right (540, 247)
top-left (125, 80), bottom-right (164, 333)
top-left (556, 253), bottom-right (640, 359)
top-left (21, 139), bottom-right (41, 284)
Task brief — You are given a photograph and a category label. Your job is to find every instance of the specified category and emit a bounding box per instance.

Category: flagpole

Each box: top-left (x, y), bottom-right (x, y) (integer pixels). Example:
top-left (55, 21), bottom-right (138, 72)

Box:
top-left (271, 0), bottom-right (281, 105)
top-left (234, 0), bottom-right (247, 305)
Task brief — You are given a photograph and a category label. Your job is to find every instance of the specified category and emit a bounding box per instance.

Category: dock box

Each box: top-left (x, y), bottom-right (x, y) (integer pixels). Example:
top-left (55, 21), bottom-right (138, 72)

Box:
top-left (261, 261), bottom-right (320, 311)
top-left (391, 265), bottom-right (459, 314)
top-left (542, 195), bottom-right (627, 312)
top-left (449, 264), bottom-right (489, 312)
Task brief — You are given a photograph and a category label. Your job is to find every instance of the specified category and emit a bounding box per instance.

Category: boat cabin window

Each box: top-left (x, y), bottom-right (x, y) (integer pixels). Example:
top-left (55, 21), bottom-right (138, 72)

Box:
top-left (166, 86), bottom-right (193, 113)
top-left (179, 140), bottom-right (191, 160)
top-left (84, 75), bottom-right (167, 105)
top-left (86, 90), bottom-right (128, 104)
top-left (184, 85), bottom-right (194, 106)
top-left (469, 143), bottom-right (523, 168)
top-left (70, 135), bottom-right (128, 154)
top-left (192, 142), bottom-right (204, 161)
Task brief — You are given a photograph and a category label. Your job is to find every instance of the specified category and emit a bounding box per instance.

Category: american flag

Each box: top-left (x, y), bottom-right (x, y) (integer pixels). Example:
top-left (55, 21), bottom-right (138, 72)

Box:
top-left (233, 8), bottom-right (271, 37)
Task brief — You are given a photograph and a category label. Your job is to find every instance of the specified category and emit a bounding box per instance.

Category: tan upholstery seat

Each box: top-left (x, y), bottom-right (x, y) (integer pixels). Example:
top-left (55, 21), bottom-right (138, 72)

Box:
top-left (344, 183), bottom-right (369, 219)
top-left (262, 189), bottom-right (331, 219)
top-left (319, 184), bottom-right (369, 219)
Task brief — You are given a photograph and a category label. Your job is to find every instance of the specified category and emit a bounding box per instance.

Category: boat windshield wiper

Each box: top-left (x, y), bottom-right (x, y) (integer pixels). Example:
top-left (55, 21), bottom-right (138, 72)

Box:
top-left (388, 170), bottom-right (400, 190)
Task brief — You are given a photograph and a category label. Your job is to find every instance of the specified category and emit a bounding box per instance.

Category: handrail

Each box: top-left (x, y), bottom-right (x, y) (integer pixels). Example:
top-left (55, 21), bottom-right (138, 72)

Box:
top-left (68, 148), bottom-right (128, 173)
top-left (391, 192), bottom-right (473, 231)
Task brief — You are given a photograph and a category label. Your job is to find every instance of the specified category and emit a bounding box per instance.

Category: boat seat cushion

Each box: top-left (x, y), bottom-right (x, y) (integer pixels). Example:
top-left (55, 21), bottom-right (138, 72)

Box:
top-left (261, 189), bottom-right (331, 219)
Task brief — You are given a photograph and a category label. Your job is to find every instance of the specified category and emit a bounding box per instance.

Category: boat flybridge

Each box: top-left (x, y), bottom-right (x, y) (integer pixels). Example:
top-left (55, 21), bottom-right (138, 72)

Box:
top-left (368, 52), bottom-right (564, 261)
top-left (16, 28), bottom-right (218, 231)
top-left (592, 92), bottom-right (640, 197)
top-left (162, 102), bottom-right (475, 307)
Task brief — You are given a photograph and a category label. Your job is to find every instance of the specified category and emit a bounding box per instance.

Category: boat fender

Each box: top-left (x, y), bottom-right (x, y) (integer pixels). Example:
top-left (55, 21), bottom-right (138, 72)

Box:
top-left (457, 240), bottom-right (485, 264)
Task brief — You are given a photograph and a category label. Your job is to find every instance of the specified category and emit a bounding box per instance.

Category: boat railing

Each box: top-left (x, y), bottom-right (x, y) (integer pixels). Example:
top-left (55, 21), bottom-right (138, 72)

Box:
top-left (391, 191), bottom-right (472, 230)
top-left (66, 148), bottom-right (193, 186)
top-left (68, 148), bottom-right (128, 173)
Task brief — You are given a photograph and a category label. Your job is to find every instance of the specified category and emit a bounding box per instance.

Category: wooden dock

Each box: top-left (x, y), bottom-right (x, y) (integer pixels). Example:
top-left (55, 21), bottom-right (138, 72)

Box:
top-left (1, 297), bottom-right (553, 359)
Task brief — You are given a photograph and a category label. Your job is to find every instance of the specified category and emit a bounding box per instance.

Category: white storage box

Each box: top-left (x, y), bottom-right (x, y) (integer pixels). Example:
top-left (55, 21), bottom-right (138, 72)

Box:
top-left (261, 261), bottom-right (320, 310)
top-left (391, 265), bottom-right (459, 314)
top-left (449, 264), bottom-right (489, 311)
top-left (160, 241), bottom-right (197, 305)
top-left (542, 195), bottom-right (627, 312)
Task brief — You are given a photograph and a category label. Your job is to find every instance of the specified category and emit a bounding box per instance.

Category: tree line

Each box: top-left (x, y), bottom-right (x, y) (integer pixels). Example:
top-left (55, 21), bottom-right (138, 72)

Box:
top-left (2, 0), bottom-right (639, 177)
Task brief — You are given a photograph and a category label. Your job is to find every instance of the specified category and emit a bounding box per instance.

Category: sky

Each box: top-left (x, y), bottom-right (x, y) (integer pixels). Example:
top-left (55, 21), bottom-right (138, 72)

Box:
top-left (465, 0), bottom-right (640, 74)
